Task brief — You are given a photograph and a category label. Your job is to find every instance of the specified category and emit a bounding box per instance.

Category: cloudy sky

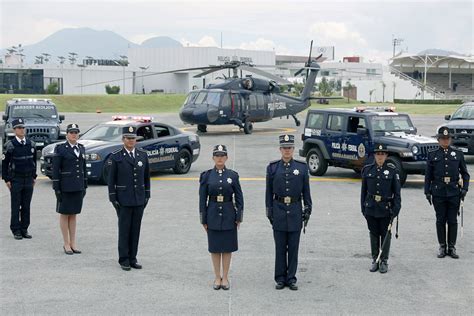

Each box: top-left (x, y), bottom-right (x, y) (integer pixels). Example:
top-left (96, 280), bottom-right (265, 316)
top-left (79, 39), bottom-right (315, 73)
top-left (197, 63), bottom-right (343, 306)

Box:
top-left (1, 0), bottom-right (472, 62)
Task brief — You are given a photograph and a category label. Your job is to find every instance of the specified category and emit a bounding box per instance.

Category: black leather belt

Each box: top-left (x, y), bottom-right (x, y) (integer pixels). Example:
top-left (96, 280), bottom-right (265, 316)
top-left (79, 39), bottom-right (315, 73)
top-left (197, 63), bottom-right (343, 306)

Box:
top-left (14, 172), bottom-right (34, 178)
top-left (436, 176), bottom-right (458, 184)
top-left (367, 194), bottom-right (393, 202)
top-left (12, 155), bottom-right (34, 160)
top-left (208, 195), bottom-right (232, 202)
top-left (274, 195), bottom-right (301, 204)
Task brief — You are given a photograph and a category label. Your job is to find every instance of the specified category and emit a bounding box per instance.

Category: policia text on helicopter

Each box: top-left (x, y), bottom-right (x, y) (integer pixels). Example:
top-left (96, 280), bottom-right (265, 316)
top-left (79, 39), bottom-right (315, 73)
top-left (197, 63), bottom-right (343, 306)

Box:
top-left (2, 118), bottom-right (469, 290)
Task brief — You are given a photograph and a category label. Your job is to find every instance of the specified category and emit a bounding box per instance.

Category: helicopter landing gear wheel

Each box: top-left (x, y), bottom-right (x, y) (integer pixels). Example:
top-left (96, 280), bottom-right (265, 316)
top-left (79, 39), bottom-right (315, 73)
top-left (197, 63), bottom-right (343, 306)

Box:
top-left (197, 124), bottom-right (207, 133)
top-left (292, 114), bottom-right (301, 126)
top-left (243, 120), bottom-right (253, 134)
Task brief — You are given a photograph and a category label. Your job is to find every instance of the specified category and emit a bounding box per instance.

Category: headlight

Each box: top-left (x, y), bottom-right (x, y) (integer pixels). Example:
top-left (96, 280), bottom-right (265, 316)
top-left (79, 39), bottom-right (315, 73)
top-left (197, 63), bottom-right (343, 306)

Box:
top-left (411, 145), bottom-right (419, 155)
top-left (188, 134), bottom-right (198, 142)
top-left (86, 153), bottom-right (101, 161)
top-left (51, 128), bottom-right (57, 134)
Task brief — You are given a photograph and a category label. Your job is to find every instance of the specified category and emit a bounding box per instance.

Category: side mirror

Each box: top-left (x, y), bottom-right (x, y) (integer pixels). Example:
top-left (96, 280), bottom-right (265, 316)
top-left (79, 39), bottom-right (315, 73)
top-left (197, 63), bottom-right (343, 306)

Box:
top-left (2, 115), bottom-right (7, 121)
top-left (444, 114), bottom-right (451, 121)
top-left (357, 127), bottom-right (368, 136)
top-left (59, 114), bottom-right (65, 121)
top-left (135, 136), bottom-right (145, 142)
top-left (413, 127), bottom-right (418, 134)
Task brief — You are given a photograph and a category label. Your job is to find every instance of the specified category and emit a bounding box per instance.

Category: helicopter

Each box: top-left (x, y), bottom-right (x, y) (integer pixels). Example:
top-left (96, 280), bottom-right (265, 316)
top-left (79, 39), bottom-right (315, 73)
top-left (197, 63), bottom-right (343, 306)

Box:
top-left (78, 41), bottom-right (343, 134)
top-left (179, 41), bottom-right (343, 134)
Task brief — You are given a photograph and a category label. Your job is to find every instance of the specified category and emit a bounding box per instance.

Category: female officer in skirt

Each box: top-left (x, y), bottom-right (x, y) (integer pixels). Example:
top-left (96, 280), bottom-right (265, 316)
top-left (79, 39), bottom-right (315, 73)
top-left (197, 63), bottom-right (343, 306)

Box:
top-left (199, 145), bottom-right (244, 290)
top-left (52, 124), bottom-right (87, 255)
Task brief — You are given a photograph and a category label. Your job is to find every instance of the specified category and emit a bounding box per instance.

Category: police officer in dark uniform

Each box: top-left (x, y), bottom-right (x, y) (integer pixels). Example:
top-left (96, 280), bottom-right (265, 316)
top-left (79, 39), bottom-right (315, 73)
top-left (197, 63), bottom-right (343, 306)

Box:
top-left (199, 145), bottom-right (243, 290)
top-left (361, 143), bottom-right (401, 273)
top-left (52, 124), bottom-right (87, 255)
top-left (108, 126), bottom-right (151, 271)
top-left (425, 126), bottom-right (469, 259)
top-left (2, 118), bottom-right (36, 240)
top-left (266, 135), bottom-right (312, 290)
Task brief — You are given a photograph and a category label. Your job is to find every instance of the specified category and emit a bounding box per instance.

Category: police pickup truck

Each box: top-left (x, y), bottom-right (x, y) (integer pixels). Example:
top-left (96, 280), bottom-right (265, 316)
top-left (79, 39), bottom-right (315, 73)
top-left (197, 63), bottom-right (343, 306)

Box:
top-left (2, 98), bottom-right (66, 149)
top-left (299, 107), bottom-right (439, 185)
top-left (40, 116), bottom-right (200, 184)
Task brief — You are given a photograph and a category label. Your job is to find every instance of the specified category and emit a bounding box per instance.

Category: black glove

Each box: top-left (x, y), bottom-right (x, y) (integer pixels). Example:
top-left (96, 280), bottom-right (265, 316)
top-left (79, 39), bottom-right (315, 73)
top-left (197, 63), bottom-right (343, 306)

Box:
top-left (425, 194), bottom-right (432, 205)
top-left (55, 191), bottom-right (62, 202)
top-left (303, 211), bottom-right (311, 224)
top-left (112, 200), bottom-right (121, 212)
top-left (460, 189), bottom-right (467, 201)
top-left (267, 216), bottom-right (273, 225)
top-left (83, 190), bottom-right (86, 198)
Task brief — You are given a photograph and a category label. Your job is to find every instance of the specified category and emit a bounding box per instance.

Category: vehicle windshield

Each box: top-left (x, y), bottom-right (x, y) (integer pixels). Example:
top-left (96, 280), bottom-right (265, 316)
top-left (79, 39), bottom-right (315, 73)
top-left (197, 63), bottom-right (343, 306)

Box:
top-left (11, 104), bottom-right (58, 119)
top-left (80, 125), bottom-right (123, 141)
top-left (370, 115), bottom-right (415, 132)
top-left (451, 106), bottom-right (474, 120)
top-left (184, 91), bottom-right (222, 107)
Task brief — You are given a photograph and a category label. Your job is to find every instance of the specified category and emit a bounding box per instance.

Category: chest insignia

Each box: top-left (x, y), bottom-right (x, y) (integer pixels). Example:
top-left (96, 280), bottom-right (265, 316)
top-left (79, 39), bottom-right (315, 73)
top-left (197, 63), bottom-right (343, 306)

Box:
top-left (293, 169), bottom-right (300, 175)
top-left (227, 177), bottom-right (232, 184)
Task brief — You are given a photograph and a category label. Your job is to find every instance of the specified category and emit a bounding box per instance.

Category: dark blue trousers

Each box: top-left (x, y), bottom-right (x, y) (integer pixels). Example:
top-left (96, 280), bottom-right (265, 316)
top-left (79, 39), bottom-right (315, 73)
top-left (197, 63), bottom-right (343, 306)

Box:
top-left (10, 177), bottom-right (34, 234)
top-left (273, 230), bottom-right (301, 284)
top-left (118, 205), bottom-right (144, 266)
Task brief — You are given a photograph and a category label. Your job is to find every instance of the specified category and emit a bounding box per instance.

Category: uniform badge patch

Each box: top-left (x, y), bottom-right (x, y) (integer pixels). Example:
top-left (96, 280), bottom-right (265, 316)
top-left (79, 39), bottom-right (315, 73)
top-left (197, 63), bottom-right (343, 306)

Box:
top-left (1, 154), bottom-right (5, 160)
top-left (107, 160), bottom-right (112, 165)
top-left (138, 161), bottom-right (143, 167)
top-left (227, 177), bottom-right (232, 184)
top-left (451, 151), bottom-right (456, 157)
top-left (129, 126), bottom-right (134, 133)
top-left (31, 148), bottom-right (35, 153)
top-left (293, 169), bottom-right (300, 175)
top-left (284, 135), bottom-right (289, 142)
top-left (383, 170), bottom-right (389, 175)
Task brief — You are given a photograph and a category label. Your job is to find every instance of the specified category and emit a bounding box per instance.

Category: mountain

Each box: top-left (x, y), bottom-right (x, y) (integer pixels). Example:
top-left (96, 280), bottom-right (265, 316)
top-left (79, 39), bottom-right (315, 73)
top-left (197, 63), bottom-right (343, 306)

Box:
top-left (141, 36), bottom-right (182, 48)
top-left (1, 28), bottom-right (183, 63)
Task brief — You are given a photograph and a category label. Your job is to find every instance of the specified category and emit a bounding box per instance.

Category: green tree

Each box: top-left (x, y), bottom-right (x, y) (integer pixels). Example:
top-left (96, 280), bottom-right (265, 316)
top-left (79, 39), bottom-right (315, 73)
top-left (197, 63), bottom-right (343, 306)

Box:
top-left (46, 82), bottom-right (59, 94)
top-left (318, 77), bottom-right (333, 96)
top-left (105, 84), bottom-right (121, 94)
top-left (343, 81), bottom-right (355, 103)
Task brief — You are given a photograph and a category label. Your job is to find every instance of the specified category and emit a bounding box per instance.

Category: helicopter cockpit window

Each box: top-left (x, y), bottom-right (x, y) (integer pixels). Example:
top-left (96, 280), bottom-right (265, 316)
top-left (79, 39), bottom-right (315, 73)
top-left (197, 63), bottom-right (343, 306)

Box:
top-left (185, 92), bottom-right (198, 105)
top-left (194, 92), bottom-right (207, 105)
top-left (249, 95), bottom-right (257, 110)
top-left (221, 93), bottom-right (231, 107)
top-left (256, 94), bottom-right (265, 109)
top-left (206, 92), bottom-right (221, 106)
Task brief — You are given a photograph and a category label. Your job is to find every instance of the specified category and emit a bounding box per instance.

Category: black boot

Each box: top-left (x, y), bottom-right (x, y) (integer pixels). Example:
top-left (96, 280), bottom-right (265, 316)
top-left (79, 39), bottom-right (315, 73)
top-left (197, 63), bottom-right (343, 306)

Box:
top-left (448, 224), bottom-right (459, 259)
top-left (379, 260), bottom-right (388, 273)
top-left (369, 233), bottom-right (379, 272)
top-left (436, 223), bottom-right (447, 258)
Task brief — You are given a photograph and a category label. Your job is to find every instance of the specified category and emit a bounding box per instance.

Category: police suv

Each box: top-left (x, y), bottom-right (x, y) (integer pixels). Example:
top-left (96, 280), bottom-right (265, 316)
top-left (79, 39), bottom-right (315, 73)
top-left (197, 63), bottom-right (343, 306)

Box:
top-left (40, 116), bottom-right (200, 183)
top-left (2, 98), bottom-right (66, 149)
top-left (299, 107), bottom-right (439, 185)
top-left (439, 101), bottom-right (474, 154)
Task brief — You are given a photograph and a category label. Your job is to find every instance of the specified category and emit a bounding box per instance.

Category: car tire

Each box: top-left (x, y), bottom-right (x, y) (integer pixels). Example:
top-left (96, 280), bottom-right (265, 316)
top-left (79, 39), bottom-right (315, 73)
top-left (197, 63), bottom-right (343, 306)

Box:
top-left (197, 124), bottom-right (207, 133)
top-left (243, 120), bottom-right (253, 134)
top-left (386, 156), bottom-right (407, 186)
top-left (173, 149), bottom-right (192, 174)
top-left (306, 148), bottom-right (328, 176)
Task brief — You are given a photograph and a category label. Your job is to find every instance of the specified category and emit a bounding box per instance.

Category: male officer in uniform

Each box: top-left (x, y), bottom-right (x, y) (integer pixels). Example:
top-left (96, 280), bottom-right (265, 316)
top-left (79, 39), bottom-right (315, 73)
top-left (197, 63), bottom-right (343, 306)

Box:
top-left (361, 143), bottom-right (401, 273)
top-left (2, 118), bottom-right (36, 240)
top-left (266, 134), bottom-right (312, 290)
top-left (425, 126), bottom-right (469, 259)
top-left (108, 126), bottom-right (151, 270)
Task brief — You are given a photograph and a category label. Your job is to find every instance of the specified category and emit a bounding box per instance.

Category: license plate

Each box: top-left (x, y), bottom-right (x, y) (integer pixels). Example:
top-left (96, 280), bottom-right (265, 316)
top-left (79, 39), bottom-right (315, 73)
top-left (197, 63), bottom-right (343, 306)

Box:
top-left (35, 142), bottom-right (44, 146)
top-left (460, 147), bottom-right (468, 153)
top-left (193, 148), bottom-right (200, 155)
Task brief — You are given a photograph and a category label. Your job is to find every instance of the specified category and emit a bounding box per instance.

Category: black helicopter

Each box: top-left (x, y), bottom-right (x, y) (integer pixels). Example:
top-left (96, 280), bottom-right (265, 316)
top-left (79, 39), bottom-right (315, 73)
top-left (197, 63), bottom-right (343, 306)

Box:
top-left (179, 41), bottom-right (342, 134)
top-left (78, 41), bottom-right (341, 134)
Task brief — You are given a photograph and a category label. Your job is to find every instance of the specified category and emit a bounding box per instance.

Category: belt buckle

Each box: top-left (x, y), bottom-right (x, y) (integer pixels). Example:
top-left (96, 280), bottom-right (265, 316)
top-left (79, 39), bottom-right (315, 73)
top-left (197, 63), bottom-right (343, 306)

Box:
top-left (444, 177), bottom-right (451, 184)
top-left (374, 195), bottom-right (382, 202)
top-left (284, 196), bottom-right (292, 204)
top-left (217, 195), bottom-right (224, 202)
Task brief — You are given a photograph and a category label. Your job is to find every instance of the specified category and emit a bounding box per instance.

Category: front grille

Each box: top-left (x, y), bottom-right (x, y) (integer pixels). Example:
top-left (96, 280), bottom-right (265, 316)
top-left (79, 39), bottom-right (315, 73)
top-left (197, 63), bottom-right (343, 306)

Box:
top-left (27, 127), bottom-right (50, 134)
top-left (419, 144), bottom-right (439, 158)
top-left (454, 128), bottom-right (474, 134)
top-left (29, 135), bottom-right (49, 142)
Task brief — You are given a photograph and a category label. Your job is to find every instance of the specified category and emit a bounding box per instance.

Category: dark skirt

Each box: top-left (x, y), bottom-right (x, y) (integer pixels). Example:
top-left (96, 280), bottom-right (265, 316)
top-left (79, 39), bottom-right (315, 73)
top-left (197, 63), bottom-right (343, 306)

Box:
top-left (207, 228), bottom-right (238, 253)
top-left (57, 191), bottom-right (84, 215)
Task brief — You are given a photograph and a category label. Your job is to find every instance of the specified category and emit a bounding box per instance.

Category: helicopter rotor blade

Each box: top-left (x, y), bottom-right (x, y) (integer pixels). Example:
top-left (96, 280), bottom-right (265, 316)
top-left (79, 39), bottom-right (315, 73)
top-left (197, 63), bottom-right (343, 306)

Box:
top-left (239, 65), bottom-right (290, 85)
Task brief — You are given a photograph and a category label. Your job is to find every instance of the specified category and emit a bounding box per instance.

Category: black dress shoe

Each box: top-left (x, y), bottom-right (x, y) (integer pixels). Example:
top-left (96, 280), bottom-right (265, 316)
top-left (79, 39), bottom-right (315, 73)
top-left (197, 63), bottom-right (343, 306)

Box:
top-left (288, 283), bottom-right (298, 291)
top-left (63, 246), bottom-right (73, 255)
top-left (130, 263), bottom-right (142, 269)
top-left (13, 233), bottom-right (23, 240)
top-left (275, 282), bottom-right (285, 290)
top-left (369, 260), bottom-right (379, 272)
top-left (120, 264), bottom-right (131, 271)
top-left (448, 247), bottom-right (459, 259)
top-left (221, 281), bottom-right (230, 291)
top-left (213, 282), bottom-right (221, 290)
top-left (21, 231), bottom-right (32, 239)
top-left (379, 260), bottom-right (388, 273)
top-left (437, 246), bottom-right (447, 258)
top-left (71, 248), bottom-right (82, 254)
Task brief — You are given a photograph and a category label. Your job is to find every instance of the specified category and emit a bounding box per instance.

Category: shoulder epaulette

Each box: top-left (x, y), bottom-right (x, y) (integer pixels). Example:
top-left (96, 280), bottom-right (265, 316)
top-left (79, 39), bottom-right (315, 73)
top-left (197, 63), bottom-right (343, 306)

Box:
top-left (387, 162), bottom-right (397, 169)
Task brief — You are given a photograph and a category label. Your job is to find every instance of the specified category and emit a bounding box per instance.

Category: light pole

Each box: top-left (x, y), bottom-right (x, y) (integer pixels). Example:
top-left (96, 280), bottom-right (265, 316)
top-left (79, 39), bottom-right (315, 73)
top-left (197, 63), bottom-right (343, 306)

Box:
top-left (119, 55), bottom-right (128, 94)
top-left (409, 54), bottom-right (449, 99)
top-left (77, 64), bottom-right (86, 95)
top-left (139, 66), bottom-right (149, 94)
top-left (392, 36), bottom-right (403, 57)
top-left (58, 56), bottom-right (66, 94)
top-left (68, 52), bottom-right (78, 65)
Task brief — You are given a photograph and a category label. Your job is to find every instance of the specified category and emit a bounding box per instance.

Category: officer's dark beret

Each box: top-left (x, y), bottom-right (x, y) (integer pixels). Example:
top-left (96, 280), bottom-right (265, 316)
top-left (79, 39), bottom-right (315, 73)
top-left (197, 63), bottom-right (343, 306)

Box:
top-left (213, 144), bottom-right (227, 156)
top-left (122, 126), bottom-right (137, 138)
top-left (66, 123), bottom-right (80, 133)
top-left (279, 134), bottom-right (295, 147)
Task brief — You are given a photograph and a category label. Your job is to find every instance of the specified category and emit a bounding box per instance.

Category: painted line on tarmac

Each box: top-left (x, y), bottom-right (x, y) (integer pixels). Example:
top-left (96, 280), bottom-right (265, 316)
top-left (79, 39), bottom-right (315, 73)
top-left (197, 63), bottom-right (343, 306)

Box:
top-left (180, 127), bottom-right (296, 134)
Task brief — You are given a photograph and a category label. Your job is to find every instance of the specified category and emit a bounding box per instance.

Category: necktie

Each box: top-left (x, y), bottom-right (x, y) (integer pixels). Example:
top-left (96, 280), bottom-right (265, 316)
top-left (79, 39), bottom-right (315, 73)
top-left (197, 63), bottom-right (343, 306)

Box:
top-left (129, 151), bottom-right (134, 160)
top-left (73, 146), bottom-right (79, 157)
top-left (21, 140), bottom-right (25, 145)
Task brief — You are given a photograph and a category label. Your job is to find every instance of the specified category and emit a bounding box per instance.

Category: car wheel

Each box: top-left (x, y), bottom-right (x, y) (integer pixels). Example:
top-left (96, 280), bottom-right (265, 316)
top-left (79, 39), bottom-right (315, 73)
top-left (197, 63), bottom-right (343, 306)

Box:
top-left (173, 149), bottom-right (192, 174)
top-left (243, 120), bottom-right (253, 134)
top-left (386, 156), bottom-right (407, 186)
top-left (306, 148), bottom-right (328, 176)
top-left (197, 124), bottom-right (207, 133)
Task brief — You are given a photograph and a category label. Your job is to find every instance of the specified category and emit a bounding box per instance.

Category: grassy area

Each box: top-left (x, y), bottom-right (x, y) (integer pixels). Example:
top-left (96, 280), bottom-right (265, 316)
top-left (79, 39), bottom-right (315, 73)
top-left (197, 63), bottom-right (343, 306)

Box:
top-left (0, 94), bottom-right (187, 113)
top-left (310, 98), bottom-right (462, 115)
top-left (0, 94), bottom-right (462, 115)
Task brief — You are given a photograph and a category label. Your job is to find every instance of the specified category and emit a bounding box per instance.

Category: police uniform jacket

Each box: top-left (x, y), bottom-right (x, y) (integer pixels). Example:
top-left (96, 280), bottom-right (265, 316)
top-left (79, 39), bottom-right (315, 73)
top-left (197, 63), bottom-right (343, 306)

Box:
top-left (424, 146), bottom-right (469, 197)
top-left (199, 168), bottom-right (243, 231)
top-left (266, 159), bottom-right (312, 232)
top-left (361, 162), bottom-right (401, 218)
top-left (2, 138), bottom-right (37, 182)
top-left (52, 142), bottom-right (87, 192)
top-left (108, 148), bottom-right (151, 207)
